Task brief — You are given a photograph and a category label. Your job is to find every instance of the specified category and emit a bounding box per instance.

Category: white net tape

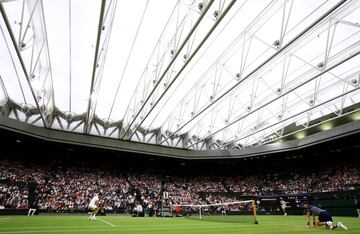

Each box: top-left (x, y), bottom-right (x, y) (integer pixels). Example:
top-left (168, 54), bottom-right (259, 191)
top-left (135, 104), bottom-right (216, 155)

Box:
top-left (173, 200), bottom-right (255, 220)
top-left (173, 199), bottom-right (254, 208)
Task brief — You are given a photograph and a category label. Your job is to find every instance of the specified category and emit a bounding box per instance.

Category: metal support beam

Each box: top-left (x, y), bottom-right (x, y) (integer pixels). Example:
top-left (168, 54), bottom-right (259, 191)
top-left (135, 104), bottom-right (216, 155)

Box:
top-left (220, 85), bottom-right (360, 149)
top-left (120, 0), bottom-right (215, 139)
top-left (0, 74), bottom-right (9, 100)
top-left (160, 0), bottom-right (348, 145)
top-left (84, 0), bottom-right (118, 134)
top-left (84, 0), bottom-right (106, 134)
top-left (0, 1), bottom-right (49, 127)
top-left (1, 112), bottom-right (360, 159)
top-left (188, 49), bottom-right (360, 149)
top-left (127, 0), bottom-right (237, 140)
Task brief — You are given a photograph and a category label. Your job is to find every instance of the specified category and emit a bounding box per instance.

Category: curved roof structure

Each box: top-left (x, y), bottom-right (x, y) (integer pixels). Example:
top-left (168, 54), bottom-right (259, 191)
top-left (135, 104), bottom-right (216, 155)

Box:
top-left (1, 0), bottom-right (360, 151)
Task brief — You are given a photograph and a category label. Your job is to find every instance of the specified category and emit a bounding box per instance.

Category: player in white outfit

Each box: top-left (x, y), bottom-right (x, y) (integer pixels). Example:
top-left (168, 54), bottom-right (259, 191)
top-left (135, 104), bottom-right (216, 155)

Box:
top-left (88, 193), bottom-right (101, 220)
top-left (280, 198), bottom-right (289, 216)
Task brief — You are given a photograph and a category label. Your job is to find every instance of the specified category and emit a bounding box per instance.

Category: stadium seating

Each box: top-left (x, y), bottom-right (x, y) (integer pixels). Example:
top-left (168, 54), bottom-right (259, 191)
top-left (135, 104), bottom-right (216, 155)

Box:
top-left (0, 159), bottom-right (359, 213)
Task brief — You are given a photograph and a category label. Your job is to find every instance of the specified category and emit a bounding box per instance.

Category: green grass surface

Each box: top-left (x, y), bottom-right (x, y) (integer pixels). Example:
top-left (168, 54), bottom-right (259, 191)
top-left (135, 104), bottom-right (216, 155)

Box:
top-left (0, 215), bottom-right (358, 234)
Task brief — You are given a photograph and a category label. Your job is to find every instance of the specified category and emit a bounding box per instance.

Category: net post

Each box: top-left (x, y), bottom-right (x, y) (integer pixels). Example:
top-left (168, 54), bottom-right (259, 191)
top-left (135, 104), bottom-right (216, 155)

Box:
top-left (199, 206), bottom-right (202, 220)
top-left (252, 200), bottom-right (258, 224)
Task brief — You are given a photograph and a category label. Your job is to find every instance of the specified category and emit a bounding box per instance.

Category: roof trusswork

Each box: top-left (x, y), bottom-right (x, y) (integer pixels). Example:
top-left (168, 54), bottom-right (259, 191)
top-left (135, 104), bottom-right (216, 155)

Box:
top-left (1, 0), bottom-right (360, 150)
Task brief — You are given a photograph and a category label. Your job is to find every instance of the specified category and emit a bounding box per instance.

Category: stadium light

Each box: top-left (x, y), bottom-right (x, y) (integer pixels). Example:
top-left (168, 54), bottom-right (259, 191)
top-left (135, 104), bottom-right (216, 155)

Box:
top-left (295, 132), bottom-right (306, 140)
top-left (320, 122), bottom-right (333, 131)
top-left (351, 112), bottom-right (360, 120)
top-left (274, 139), bottom-right (283, 144)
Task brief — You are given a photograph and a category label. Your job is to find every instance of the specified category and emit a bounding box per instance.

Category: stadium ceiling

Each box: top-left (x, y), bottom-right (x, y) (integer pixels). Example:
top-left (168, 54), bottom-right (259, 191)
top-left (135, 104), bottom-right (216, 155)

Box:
top-left (1, 0), bottom-right (360, 151)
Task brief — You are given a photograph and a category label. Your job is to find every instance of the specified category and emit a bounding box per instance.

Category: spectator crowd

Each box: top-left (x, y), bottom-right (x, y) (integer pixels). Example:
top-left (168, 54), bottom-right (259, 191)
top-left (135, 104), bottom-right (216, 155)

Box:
top-left (0, 159), bottom-right (359, 212)
top-left (0, 184), bottom-right (28, 209)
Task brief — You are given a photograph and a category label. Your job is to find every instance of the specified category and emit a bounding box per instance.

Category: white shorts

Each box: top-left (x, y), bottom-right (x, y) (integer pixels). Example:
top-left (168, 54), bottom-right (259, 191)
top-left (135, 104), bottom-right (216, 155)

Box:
top-left (89, 204), bottom-right (97, 210)
top-left (281, 206), bottom-right (287, 210)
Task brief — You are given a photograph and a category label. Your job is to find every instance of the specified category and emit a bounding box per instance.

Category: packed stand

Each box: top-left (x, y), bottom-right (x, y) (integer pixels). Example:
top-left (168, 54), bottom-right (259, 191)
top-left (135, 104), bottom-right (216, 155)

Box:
top-left (127, 173), bottom-right (162, 215)
top-left (0, 184), bottom-right (28, 209)
top-left (0, 159), bottom-right (359, 212)
top-left (36, 166), bottom-right (130, 212)
top-left (224, 165), bottom-right (360, 196)
top-left (164, 177), bottom-right (209, 206)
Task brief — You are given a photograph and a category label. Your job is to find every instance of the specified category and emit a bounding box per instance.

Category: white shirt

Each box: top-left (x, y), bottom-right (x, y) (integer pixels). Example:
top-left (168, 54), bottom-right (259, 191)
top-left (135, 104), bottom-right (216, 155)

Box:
top-left (280, 200), bottom-right (287, 207)
top-left (89, 195), bottom-right (99, 207)
top-left (136, 204), bottom-right (143, 212)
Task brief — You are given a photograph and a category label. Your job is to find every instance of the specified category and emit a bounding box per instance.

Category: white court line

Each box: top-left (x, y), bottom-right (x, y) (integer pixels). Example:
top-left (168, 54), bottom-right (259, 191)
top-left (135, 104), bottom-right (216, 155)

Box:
top-left (0, 222), bottom-right (235, 230)
top-left (0, 218), bottom-right (10, 222)
top-left (0, 224), bottom-right (241, 233)
top-left (0, 229), bottom-right (109, 234)
top-left (0, 226), bottom-right (108, 230)
top-left (97, 218), bottom-right (116, 227)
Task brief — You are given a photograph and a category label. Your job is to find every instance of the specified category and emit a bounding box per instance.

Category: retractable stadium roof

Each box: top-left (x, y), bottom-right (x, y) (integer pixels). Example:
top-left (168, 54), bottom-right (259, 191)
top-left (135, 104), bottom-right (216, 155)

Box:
top-left (1, 0), bottom-right (360, 151)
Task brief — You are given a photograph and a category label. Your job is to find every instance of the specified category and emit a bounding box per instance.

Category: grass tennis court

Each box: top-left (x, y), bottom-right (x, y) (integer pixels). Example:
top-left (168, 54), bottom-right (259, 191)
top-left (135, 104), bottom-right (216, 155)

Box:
top-left (0, 215), bottom-right (359, 234)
